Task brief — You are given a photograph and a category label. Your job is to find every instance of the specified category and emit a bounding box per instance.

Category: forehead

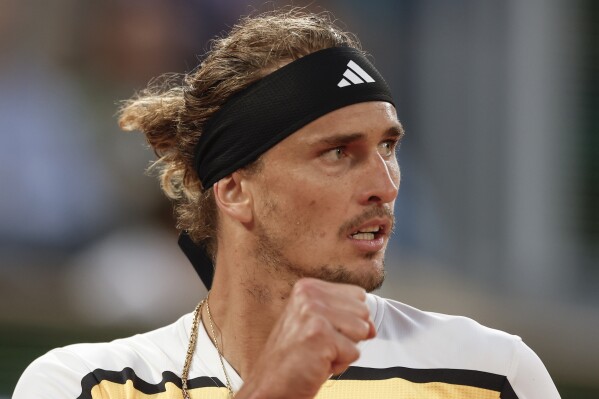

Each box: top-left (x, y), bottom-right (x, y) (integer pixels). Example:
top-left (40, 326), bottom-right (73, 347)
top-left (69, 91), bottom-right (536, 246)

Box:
top-left (282, 101), bottom-right (401, 145)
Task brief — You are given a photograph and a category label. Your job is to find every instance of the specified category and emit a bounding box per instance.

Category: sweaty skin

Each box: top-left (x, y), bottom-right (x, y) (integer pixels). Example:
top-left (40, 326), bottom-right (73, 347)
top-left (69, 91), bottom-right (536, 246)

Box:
top-left (206, 101), bottom-right (403, 398)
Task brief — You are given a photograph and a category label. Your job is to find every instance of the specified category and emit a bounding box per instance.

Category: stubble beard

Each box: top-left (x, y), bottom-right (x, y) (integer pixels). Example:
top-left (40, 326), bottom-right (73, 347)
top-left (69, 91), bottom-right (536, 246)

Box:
top-left (254, 224), bottom-right (386, 293)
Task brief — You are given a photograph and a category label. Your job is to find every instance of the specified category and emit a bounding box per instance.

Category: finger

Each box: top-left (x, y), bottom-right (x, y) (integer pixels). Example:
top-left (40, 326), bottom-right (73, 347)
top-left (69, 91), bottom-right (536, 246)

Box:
top-left (296, 298), bottom-right (371, 343)
top-left (293, 278), bottom-right (367, 303)
top-left (292, 279), bottom-right (371, 322)
top-left (326, 308), bottom-right (373, 342)
top-left (318, 294), bottom-right (371, 321)
top-left (367, 318), bottom-right (377, 339)
top-left (329, 332), bottom-right (360, 376)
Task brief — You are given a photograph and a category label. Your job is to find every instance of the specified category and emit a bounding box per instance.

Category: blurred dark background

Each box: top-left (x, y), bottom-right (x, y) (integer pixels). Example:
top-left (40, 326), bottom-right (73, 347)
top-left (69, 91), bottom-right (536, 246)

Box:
top-left (1, 0), bottom-right (597, 397)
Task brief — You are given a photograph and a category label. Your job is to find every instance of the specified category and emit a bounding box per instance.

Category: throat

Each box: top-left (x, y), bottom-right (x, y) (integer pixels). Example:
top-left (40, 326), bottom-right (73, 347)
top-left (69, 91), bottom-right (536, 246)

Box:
top-left (202, 283), bottom-right (290, 381)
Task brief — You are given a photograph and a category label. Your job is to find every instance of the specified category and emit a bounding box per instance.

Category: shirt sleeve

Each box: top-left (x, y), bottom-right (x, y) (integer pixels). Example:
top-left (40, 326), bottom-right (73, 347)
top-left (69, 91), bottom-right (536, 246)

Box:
top-left (13, 348), bottom-right (95, 399)
top-left (507, 339), bottom-right (561, 399)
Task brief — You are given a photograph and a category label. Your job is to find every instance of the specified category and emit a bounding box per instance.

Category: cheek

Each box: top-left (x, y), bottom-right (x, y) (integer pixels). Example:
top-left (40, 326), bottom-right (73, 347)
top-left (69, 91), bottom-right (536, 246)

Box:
top-left (280, 185), bottom-right (344, 240)
top-left (304, 200), bottom-right (333, 238)
top-left (297, 184), bottom-right (354, 237)
top-left (259, 164), bottom-right (352, 240)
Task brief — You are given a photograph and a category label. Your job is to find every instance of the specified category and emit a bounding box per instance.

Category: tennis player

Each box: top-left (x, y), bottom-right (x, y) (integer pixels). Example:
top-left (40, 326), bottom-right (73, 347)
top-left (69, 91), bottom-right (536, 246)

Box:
top-left (14, 9), bottom-right (560, 399)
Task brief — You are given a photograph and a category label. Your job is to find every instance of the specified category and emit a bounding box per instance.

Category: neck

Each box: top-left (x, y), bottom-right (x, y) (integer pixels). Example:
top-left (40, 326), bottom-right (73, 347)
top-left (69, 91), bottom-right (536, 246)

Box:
top-left (202, 246), bottom-right (293, 380)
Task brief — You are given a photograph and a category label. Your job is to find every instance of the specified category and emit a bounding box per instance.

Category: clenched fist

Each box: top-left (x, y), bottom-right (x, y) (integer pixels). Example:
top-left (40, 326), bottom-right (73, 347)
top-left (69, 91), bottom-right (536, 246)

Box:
top-left (236, 278), bottom-right (376, 399)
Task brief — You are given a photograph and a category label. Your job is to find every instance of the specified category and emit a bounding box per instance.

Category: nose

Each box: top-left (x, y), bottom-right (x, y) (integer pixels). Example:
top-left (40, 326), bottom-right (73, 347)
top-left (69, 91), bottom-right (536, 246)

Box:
top-left (358, 152), bottom-right (400, 206)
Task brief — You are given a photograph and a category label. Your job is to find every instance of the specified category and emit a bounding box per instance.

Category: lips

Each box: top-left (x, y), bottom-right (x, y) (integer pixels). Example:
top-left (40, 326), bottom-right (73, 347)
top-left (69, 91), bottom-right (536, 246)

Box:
top-left (350, 224), bottom-right (382, 240)
top-left (348, 218), bottom-right (391, 238)
top-left (346, 218), bottom-right (392, 253)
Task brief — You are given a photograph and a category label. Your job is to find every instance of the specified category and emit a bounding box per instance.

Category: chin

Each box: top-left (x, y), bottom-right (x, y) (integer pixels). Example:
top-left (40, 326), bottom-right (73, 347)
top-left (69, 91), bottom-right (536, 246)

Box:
top-left (312, 258), bottom-right (386, 293)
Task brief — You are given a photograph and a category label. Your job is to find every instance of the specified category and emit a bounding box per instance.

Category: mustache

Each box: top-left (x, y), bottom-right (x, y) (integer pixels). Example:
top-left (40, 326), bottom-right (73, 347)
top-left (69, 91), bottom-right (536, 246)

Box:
top-left (337, 206), bottom-right (395, 238)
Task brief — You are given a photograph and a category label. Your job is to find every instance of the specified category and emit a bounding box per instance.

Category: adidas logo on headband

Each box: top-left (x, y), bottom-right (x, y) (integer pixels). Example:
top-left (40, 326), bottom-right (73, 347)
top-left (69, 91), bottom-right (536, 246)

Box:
top-left (337, 60), bottom-right (375, 87)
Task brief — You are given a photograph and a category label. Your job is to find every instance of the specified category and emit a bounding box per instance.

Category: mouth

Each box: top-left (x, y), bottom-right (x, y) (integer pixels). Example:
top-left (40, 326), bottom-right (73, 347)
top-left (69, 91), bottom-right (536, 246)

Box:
top-left (347, 219), bottom-right (391, 242)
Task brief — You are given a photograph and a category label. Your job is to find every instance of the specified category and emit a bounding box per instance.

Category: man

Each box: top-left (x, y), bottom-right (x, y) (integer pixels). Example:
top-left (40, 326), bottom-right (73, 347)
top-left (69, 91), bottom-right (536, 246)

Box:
top-left (14, 9), bottom-right (560, 399)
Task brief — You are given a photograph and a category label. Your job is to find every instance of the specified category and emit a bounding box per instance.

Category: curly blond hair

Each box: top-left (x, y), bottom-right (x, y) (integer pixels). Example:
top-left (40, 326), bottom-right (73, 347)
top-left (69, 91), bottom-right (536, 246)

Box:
top-left (118, 9), bottom-right (362, 258)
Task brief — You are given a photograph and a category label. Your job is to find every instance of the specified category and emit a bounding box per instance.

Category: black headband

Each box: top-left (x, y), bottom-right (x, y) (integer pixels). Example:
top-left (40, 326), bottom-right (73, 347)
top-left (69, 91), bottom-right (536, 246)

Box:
top-left (181, 46), bottom-right (395, 289)
top-left (194, 46), bottom-right (395, 188)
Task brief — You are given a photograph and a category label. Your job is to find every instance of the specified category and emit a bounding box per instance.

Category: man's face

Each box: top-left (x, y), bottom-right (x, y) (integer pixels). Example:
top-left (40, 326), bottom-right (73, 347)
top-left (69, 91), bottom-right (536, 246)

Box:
top-left (247, 101), bottom-right (402, 292)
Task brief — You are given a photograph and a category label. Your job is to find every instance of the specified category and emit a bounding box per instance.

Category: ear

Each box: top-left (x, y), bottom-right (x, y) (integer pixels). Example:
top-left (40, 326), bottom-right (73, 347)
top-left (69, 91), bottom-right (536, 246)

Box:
top-left (213, 171), bottom-right (253, 224)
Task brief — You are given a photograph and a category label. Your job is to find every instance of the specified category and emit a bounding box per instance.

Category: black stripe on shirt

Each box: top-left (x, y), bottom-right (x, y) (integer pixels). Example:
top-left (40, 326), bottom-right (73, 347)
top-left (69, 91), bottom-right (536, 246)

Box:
top-left (77, 368), bottom-right (225, 399)
top-left (338, 366), bottom-right (518, 397)
top-left (77, 366), bottom-right (518, 399)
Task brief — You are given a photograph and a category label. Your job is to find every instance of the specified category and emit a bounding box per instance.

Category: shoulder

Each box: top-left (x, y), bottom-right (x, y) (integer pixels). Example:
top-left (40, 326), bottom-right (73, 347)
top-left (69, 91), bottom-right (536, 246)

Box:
top-left (360, 294), bottom-right (560, 398)
top-left (365, 293), bottom-right (521, 372)
top-left (373, 294), bottom-right (520, 345)
top-left (13, 313), bottom-right (192, 399)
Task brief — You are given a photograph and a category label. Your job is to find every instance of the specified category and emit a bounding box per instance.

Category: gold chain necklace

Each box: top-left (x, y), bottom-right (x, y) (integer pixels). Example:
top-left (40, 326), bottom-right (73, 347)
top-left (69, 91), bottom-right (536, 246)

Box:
top-left (181, 295), bottom-right (235, 399)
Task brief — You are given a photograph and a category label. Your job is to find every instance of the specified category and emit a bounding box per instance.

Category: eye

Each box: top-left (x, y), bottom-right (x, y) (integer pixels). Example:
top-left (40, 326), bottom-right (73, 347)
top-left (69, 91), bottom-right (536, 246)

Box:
top-left (378, 140), bottom-right (398, 158)
top-left (321, 147), bottom-right (347, 162)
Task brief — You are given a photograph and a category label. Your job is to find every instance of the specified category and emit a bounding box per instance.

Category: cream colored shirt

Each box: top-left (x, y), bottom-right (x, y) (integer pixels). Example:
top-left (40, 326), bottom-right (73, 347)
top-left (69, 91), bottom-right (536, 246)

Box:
top-left (13, 294), bottom-right (560, 398)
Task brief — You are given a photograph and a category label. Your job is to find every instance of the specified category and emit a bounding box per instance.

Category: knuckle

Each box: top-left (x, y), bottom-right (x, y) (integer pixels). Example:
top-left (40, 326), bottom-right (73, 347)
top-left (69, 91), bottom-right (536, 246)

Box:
top-left (303, 316), bottom-right (329, 340)
top-left (292, 279), bottom-right (314, 298)
top-left (299, 300), bottom-right (321, 317)
top-left (292, 278), bottom-right (321, 298)
top-left (353, 287), bottom-right (367, 301)
top-left (296, 277), bottom-right (321, 292)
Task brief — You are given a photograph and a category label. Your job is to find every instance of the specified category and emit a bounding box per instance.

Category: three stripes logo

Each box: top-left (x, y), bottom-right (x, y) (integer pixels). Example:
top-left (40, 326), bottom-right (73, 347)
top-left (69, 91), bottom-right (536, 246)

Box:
top-left (338, 60), bottom-right (375, 87)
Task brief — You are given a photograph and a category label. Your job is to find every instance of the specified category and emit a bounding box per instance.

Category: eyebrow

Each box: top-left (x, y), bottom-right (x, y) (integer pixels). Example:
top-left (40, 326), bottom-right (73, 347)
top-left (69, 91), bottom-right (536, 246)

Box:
top-left (317, 125), bottom-right (405, 147)
top-left (320, 132), bottom-right (365, 147)
top-left (386, 125), bottom-right (405, 140)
